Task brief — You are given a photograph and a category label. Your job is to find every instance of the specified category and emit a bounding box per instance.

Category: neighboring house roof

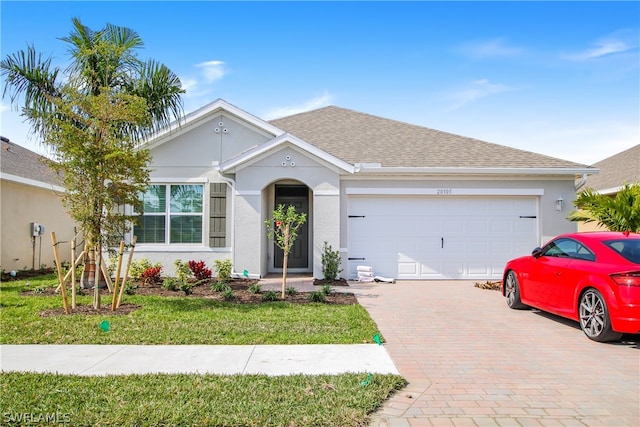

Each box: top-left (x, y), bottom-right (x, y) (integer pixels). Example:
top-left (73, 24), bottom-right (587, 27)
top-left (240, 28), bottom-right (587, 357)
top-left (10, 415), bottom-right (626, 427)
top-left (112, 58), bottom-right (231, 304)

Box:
top-left (0, 138), bottom-right (63, 190)
top-left (582, 144), bottom-right (640, 194)
top-left (270, 106), bottom-right (590, 170)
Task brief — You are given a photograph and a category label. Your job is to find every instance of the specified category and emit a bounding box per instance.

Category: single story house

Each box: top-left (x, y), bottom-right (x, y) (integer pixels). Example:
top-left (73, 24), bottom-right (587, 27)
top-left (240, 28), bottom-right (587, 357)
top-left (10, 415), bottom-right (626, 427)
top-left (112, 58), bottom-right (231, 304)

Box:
top-left (0, 137), bottom-right (76, 271)
top-left (576, 144), bottom-right (639, 232)
top-left (133, 99), bottom-right (597, 280)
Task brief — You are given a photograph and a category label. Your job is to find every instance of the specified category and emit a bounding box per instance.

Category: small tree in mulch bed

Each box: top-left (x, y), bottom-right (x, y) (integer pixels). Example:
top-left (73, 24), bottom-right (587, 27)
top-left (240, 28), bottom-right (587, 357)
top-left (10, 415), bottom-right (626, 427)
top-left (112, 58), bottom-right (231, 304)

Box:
top-left (265, 204), bottom-right (307, 299)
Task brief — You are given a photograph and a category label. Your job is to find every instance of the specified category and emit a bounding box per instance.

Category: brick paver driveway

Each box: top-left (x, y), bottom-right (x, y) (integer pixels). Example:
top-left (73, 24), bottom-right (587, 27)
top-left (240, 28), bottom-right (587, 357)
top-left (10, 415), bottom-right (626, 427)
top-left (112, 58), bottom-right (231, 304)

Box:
top-left (352, 281), bottom-right (639, 427)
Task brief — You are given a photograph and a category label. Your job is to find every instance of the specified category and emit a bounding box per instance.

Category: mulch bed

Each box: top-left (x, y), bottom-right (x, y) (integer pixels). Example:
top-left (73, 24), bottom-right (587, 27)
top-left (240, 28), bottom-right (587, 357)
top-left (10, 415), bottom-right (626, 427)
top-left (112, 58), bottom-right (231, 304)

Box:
top-left (24, 278), bottom-right (358, 317)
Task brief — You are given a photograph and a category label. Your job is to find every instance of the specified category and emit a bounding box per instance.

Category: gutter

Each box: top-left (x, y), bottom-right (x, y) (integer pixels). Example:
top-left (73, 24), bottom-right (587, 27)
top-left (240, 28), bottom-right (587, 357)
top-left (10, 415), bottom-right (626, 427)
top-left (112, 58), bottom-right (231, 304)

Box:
top-left (352, 165), bottom-right (597, 176)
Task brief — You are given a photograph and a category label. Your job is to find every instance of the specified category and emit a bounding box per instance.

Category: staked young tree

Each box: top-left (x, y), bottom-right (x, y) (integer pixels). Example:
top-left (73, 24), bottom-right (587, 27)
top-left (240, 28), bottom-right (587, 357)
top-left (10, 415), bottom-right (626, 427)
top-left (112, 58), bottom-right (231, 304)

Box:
top-left (1, 18), bottom-right (184, 308)
top-left (265, 204), bottom-right (307, 299)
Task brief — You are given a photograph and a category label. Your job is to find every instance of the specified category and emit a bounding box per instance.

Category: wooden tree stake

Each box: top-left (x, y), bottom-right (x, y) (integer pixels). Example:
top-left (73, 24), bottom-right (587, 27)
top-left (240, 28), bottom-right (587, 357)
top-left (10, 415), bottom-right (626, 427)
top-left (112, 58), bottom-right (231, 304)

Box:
top-left (111, 240), bottom-right (125, 311)
top-left (51, 232), bottom-right (71, 314)
top-left (71, 235), bottom-right (77, 309)
top-left (116, 235), bottom-right (137, 308)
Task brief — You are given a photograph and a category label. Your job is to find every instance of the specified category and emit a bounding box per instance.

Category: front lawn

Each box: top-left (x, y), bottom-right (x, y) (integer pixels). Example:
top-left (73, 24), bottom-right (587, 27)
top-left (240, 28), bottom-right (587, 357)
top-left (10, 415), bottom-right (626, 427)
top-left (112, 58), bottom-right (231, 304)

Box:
top-left (0, 275), bottom-right (380, 344)
top-left (1, 372), bottom-right (405, 426)
top-left (0, 274), bottom-right (405, 426)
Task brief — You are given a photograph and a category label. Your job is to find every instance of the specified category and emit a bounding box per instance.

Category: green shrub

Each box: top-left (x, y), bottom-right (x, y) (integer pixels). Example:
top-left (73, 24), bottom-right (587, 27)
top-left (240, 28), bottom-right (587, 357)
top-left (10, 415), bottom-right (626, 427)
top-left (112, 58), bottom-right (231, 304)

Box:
top-left (248, 284), bottom-right (262, 294)
top-left (221, 288), bottom-right (234, 300)
top-left (211, 282), bottom-right (231, 293)
top-left (309, 291), bottom-right (326, 303)
top-left (174, 260), bottom-right (191, 284)
top-left (285, 287), bottom-right (298, 296)
top-left (214, 259), bottom-right (232, 282)
top-left (163, 277), bottom-right (180, 291)
top-left (180, 282), bottom-right (194, 295)
top-left (262, 290), bottom-right (279, 301)
top-left (320, 284), bottom-right (332, 296)
top-left (321, 241), bottom-right (342, 280)
top-left (124, 282), bottom-right (138, 295)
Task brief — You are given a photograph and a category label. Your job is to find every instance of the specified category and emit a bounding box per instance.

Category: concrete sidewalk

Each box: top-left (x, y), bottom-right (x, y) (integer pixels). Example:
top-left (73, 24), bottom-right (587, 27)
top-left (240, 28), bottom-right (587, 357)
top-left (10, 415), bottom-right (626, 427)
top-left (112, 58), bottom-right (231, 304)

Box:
top-left (0, 344), bottom-right (399, 376)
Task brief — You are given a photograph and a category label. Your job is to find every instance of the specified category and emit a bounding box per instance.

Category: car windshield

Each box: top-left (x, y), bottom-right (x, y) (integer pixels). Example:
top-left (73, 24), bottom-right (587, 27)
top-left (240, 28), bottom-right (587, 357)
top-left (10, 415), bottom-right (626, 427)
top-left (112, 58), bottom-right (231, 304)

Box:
top-left (603, 239), bottom-right (640, 264)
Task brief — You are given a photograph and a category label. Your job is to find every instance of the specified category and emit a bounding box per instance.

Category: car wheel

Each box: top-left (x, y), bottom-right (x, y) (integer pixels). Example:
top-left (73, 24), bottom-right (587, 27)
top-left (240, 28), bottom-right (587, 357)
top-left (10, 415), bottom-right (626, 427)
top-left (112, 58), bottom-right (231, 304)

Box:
top-left (505, 271), bottom-right (527, 309)
top-left (579, 289), bottom-right (622, 342)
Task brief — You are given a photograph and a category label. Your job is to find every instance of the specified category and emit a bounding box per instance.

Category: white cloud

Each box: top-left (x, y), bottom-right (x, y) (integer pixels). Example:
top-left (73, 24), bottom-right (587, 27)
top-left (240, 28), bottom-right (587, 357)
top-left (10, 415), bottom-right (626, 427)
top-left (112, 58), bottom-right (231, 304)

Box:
top-left (179, 60), bottom-right (227, 107)
top-left (0, 102), bottom-right (9, 113)
top-left (562, 29), bottom-right (638, 61)
top-left (444, 79), bottom-right (513, 111)
top-left (195, 60), bottom-right (226, 83)
top-left (456, 38), bottom-right (523, 58)
top-left (262, 92), bottom-right (334, 120)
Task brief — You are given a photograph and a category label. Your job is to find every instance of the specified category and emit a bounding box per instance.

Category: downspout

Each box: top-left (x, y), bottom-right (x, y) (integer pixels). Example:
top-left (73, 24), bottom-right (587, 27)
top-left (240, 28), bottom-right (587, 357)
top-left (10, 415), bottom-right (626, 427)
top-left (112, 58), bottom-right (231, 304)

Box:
top-left (575, 173), bottom-right (588, 191)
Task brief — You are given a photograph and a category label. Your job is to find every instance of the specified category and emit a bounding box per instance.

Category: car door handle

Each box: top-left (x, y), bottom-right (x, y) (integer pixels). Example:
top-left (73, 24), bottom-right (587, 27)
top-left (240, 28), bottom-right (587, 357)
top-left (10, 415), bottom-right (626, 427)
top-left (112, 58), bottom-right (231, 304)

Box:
top-left (441, 237), bottom-right (444, 248)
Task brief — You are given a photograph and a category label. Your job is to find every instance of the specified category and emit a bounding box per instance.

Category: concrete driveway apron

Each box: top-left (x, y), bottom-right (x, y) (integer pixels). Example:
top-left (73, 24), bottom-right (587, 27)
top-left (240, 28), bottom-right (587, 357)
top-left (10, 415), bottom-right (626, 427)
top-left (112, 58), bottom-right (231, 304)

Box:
top-left (351, 281), bottom-right (639, 427)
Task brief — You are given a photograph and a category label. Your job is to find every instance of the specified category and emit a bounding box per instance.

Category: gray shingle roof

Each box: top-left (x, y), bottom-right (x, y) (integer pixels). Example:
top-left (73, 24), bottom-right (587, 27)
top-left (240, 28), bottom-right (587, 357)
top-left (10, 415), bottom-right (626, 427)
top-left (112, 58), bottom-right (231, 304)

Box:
top-left (270, 106), bottom-right (590, 169)
top-left (585, 144), bottom-right (640, 191)
top-left (0, 139), bottom-right (61, 186)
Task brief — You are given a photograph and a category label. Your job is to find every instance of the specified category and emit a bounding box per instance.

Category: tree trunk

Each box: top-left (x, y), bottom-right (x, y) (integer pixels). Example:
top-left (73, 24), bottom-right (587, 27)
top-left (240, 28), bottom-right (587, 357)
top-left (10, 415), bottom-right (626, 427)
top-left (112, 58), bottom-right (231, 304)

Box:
top-left (281, 253), bottom-right (288, 299)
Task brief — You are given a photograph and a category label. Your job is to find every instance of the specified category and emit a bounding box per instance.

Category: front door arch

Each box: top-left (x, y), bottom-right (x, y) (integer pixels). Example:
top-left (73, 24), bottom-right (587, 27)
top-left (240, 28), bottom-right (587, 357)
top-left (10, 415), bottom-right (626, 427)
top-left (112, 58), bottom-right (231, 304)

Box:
top-left (272, 184), bottom-right (310, 271)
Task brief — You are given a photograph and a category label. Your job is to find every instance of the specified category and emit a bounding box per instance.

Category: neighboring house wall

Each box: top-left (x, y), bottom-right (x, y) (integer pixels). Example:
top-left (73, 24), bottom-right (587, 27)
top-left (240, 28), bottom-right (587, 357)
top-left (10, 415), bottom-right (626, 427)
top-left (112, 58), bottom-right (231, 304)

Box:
top-left (0, 180), bottom-right (75, 270)
top-left (0, 139), bottom-right (76, 271)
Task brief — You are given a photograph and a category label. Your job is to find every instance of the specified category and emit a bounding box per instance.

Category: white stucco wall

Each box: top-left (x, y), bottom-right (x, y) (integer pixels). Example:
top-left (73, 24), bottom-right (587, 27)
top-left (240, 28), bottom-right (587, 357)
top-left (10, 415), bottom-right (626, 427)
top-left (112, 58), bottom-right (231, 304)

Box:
top-left (234, 145), bottom-right (342, 278)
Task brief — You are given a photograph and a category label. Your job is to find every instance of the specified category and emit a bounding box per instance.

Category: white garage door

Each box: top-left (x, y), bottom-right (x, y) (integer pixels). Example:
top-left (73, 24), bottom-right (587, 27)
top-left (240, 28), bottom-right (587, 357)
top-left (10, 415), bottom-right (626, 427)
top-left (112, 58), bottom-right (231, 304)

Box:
top-left (347, 196), bottom-right (538, 280)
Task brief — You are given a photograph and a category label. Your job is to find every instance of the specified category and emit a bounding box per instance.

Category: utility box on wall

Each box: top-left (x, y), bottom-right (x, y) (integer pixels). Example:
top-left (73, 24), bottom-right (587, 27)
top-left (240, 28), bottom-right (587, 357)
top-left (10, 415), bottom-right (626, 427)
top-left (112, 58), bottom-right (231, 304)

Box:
top-left (30, 222), bottom-right (45, 237)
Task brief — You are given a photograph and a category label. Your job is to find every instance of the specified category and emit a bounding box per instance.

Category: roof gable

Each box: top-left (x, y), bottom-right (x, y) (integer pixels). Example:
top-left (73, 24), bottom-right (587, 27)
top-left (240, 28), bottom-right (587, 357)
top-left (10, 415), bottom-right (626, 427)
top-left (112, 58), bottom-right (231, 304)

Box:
top-left (270, 106), bottom-right (592, 171)
top-left (218, 133), bottom-right (354, 174)
top-left (144, 99), bottom-right (284, 151)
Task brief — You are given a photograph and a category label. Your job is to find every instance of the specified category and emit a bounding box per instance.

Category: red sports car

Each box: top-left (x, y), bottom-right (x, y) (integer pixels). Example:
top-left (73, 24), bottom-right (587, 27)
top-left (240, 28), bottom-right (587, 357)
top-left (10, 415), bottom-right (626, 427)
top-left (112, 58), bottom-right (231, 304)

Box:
top-left (502, 231), bottom-right (640, 342)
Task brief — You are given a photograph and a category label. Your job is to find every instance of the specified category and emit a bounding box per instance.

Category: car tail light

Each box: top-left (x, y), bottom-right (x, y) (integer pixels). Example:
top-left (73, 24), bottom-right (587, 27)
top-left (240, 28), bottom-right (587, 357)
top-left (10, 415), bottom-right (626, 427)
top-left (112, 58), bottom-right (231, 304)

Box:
top-left (610, 272), bottom-right (640, 287)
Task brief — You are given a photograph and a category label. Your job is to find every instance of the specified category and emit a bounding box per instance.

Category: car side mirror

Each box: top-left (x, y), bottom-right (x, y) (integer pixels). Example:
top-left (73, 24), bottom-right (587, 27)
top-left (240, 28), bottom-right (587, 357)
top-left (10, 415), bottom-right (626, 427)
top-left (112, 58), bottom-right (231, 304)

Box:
top-left (531, 247), bottom-right (543, 258)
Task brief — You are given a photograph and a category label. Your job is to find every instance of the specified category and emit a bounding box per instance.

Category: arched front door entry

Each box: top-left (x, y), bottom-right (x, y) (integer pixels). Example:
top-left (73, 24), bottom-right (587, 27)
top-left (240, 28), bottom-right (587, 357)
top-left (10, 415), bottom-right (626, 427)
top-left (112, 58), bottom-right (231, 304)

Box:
top-left (273, 184), bottom-right (309, 269)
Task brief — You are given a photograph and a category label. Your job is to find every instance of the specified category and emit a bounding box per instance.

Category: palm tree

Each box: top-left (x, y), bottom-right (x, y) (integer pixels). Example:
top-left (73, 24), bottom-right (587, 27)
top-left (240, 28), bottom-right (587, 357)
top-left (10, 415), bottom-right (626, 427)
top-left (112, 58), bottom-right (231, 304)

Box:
top-left (568, 183), bottom-right (640, 233)
top-left (2, 18), bottom-right (183, 143)
top-left (1, 18), bottom-right (185, 307)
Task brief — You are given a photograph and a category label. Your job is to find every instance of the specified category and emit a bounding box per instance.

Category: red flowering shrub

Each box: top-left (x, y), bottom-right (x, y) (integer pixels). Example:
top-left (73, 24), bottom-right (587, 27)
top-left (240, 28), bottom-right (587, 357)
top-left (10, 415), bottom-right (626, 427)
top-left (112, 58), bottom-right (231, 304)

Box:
top-left (140, 266), bottom-right (162, 284)
top-left (189, 260), bottom-right (212, 281)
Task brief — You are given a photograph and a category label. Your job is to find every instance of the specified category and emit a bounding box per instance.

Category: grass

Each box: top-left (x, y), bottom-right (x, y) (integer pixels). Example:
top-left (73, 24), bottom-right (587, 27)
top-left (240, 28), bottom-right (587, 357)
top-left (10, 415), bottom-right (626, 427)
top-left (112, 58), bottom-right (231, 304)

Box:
top-left (0, 275), bottom-right (381, 345)
top-left (0, 274), bottom-right (405, 425)
top-left (1, 372), bottom-right (406, 426)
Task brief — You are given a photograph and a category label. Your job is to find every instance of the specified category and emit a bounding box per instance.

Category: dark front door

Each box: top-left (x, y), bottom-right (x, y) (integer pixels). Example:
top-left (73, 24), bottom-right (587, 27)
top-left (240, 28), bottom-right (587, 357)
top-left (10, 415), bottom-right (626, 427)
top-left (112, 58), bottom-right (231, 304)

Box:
top-left (274, 185), bottom-right (309, 269)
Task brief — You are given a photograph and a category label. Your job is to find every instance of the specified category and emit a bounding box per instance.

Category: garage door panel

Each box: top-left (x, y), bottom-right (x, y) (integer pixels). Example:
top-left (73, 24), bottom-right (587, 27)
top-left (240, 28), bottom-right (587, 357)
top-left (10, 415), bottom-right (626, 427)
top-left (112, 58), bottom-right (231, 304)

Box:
top-left (348, 196), bottom-right (538, 279)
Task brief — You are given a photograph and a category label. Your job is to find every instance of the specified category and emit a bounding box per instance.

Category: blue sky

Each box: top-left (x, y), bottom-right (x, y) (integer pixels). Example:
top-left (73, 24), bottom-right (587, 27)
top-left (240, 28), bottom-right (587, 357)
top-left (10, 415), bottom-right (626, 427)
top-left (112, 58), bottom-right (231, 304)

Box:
top-left (1, 1), bottom-right (638, 165)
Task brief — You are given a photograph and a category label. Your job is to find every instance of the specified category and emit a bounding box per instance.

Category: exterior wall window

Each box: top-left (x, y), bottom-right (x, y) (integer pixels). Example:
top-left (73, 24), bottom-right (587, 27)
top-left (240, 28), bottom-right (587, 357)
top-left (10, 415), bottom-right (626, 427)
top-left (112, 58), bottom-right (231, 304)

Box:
top-left (135, 184), bottom-right (203, 244)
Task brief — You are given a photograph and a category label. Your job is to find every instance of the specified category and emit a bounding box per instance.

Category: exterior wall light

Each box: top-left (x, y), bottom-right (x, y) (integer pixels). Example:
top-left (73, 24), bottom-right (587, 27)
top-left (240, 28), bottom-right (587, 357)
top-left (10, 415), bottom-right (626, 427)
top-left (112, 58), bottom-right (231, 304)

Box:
top-left (556, 196), bottom-right (564, 211)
